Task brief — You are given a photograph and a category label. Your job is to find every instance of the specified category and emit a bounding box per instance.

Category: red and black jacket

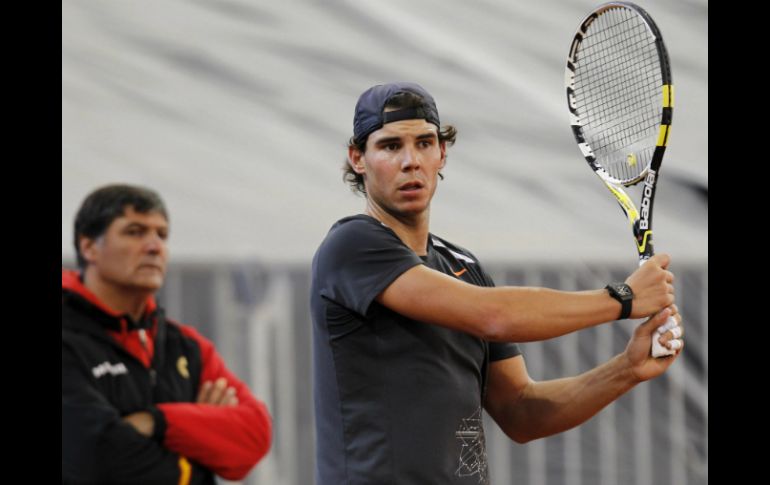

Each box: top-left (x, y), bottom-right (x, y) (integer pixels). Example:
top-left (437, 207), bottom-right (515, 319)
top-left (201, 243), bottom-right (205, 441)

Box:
top-left (62, 270), bottom-right (272, 485)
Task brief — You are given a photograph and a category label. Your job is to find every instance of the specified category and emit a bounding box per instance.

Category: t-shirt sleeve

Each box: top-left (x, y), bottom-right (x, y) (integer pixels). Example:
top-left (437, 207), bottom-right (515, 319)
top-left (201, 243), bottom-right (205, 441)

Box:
top-left (315, 218), bottom-right (423, 316)
top-left (489, 341), bottom-right (521, 361)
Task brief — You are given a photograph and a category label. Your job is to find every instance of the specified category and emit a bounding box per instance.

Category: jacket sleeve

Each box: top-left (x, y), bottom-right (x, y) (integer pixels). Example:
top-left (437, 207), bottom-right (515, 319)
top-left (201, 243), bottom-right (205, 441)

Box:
top-left (62, 340), bottom-right (209, 485)
top-left (156, 326), bottom-right (273, 481)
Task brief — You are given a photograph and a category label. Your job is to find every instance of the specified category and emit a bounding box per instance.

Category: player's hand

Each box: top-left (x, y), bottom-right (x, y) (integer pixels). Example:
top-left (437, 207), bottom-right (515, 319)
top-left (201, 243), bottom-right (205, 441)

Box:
top-left (197, 377), bottom-right (239, 407)
top-left (625, 253), bottom-right (674, 318)
top-left (654, 305), bottom-right (684, 351)
top-left (623, 305), bottom-right (683, 382)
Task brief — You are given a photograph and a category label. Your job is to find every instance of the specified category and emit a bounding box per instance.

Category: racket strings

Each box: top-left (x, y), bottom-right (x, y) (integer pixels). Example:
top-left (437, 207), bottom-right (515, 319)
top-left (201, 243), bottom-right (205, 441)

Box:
top-left (578, 21), bottom-right (660, 134)
top-left (572, 7), bottom-right (662, 183)
top-left (579, 39), bottom-right (659, 127)
top-left (580, 13), bottom-right (660, 181)
top-left (580, 16), bottom-right (660, 141)
top-left (578, 13), bottom-right (660, 112)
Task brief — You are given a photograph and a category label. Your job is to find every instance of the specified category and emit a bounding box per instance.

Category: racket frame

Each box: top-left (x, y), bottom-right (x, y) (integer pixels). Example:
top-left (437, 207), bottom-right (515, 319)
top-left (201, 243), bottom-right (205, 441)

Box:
top-left (565, 1), bottom-right (673, 263)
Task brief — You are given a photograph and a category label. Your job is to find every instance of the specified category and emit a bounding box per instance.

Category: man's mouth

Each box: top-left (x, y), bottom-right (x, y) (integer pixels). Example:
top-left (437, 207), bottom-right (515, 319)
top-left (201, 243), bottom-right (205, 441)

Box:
top-left (138, 264), bottom-right (163, 271)
top-left (399, 181), bottom-right (424, 191)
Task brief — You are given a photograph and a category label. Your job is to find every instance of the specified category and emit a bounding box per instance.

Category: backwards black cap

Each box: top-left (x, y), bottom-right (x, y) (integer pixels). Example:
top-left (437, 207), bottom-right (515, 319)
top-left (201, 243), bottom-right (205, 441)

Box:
top-left (353, 82), bottom-right (440, 144)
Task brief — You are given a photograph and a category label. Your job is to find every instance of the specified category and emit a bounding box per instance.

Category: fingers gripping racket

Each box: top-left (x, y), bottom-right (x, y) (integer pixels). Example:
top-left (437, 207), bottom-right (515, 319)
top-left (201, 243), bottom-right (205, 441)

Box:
top-left (565, 2), bottom-right (677, 357)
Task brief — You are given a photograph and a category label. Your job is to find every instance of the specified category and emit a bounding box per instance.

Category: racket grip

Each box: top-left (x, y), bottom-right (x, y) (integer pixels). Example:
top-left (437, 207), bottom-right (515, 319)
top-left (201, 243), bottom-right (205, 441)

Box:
top-left (651, 315), bottom-right (679, 358)
top-left (638, 258), bottom-right (677, 357)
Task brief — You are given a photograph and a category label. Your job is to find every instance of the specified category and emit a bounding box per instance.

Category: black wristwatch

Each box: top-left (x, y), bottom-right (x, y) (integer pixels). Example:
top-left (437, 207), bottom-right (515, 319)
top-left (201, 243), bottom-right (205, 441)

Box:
top-left (605, 283), bottom-right (633, 320)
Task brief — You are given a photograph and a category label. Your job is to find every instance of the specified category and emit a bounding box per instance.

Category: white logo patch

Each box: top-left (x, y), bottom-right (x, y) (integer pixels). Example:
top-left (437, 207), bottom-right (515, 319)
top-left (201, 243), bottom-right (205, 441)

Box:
top-left (92, 361), bottom-right (129, 379)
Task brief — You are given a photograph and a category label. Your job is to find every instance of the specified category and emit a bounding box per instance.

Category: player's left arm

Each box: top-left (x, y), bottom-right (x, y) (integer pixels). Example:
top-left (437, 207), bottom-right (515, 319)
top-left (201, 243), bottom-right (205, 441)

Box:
top-left (484, 307), bottom-right (683, 442)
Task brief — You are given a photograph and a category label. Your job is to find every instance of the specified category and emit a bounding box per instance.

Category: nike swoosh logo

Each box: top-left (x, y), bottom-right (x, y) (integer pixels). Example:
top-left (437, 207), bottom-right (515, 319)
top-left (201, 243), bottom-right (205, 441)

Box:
top-left (453, 268), bottom-right (467, 277)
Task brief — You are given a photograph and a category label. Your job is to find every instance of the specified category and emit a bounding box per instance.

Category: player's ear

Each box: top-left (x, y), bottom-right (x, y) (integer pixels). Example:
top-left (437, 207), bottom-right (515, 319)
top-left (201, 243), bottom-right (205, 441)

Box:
top-left (439, 140), bottom-right (447, 169)
top-left (348, 146), bottom-right (366, 174)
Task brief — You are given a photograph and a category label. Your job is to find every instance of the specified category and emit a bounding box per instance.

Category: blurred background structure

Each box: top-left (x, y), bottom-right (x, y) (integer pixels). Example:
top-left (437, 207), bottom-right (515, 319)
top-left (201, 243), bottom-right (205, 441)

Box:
top-left (62, 0), bottom-right (707, 484)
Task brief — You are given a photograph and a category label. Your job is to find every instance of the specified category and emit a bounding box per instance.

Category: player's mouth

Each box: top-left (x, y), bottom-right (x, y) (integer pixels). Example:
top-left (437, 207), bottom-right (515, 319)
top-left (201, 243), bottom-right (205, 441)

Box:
top-left (398, 181), bottom-right (424, 193)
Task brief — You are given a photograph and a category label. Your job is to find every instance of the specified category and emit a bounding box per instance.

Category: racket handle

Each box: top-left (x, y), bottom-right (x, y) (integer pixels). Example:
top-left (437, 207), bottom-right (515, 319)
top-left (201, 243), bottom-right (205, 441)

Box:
top-left (638, 257), bottom-right (678, 357)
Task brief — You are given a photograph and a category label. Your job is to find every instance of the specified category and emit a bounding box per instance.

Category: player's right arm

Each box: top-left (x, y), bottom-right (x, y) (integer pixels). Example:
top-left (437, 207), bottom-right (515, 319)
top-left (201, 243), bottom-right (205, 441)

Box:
top-left (377, 253), bottom-right (674, 342)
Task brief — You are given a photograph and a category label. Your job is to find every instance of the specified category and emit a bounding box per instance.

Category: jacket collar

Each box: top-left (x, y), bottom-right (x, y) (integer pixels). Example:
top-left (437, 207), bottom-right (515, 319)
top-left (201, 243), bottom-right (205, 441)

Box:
top-left (62, 269), bottom-right (158, 332)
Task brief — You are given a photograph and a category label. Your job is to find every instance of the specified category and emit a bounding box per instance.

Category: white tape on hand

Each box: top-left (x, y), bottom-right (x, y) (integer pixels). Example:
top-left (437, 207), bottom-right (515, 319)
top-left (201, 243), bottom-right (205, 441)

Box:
top-left (651, 316), bottom-right (678, 358)
top-left (667, 339), bottom-right (683, 350)
top-left (655, 317), bottom-right (678, 335)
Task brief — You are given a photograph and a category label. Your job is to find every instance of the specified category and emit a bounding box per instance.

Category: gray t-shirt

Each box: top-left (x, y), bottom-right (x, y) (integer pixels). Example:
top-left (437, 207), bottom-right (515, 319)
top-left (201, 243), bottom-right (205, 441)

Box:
top-left (311, 214), bottom-right (521, 485)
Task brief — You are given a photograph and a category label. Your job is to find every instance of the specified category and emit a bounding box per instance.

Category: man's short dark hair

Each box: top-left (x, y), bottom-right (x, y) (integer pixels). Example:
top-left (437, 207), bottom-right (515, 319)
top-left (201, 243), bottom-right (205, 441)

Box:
top-left (343, 91), bottom-right (457, 195)
top-left (73, 184), bottom-right (168, 269)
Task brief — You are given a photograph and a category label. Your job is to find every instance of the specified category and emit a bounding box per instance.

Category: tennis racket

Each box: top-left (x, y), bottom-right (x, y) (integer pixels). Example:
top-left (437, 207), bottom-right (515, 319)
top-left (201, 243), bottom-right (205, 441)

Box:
top-left (565, 2), bottom-right (677, 357)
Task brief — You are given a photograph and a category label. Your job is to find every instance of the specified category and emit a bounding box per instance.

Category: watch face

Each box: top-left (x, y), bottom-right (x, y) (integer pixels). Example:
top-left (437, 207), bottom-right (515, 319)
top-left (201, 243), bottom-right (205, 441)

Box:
top-left (617, 285), bottom-right (631, 296)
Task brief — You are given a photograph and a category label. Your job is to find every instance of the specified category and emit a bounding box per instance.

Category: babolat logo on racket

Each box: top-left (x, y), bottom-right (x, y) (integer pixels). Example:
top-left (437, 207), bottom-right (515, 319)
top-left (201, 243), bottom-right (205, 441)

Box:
top-left (639, 169), bottom-right (657, 230)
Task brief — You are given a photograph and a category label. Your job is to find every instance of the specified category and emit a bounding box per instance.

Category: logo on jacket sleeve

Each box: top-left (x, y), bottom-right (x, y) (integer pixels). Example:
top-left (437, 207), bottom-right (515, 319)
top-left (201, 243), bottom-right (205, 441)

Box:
top-left (92, 361), bottom-right (128, 379)
top-left (177, 356), bottom-right (190, 379)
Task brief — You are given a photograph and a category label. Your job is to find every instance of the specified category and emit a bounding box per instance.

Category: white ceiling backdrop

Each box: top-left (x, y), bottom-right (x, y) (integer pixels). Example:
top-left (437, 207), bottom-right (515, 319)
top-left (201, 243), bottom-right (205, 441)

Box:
top-left (62, 0), bottom-right (707, 265)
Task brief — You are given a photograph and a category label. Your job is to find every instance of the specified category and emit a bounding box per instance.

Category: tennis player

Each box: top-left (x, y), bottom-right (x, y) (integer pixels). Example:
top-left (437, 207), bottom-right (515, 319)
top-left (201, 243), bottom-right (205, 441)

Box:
top-left (310, 82), bottom-right (683, 485)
